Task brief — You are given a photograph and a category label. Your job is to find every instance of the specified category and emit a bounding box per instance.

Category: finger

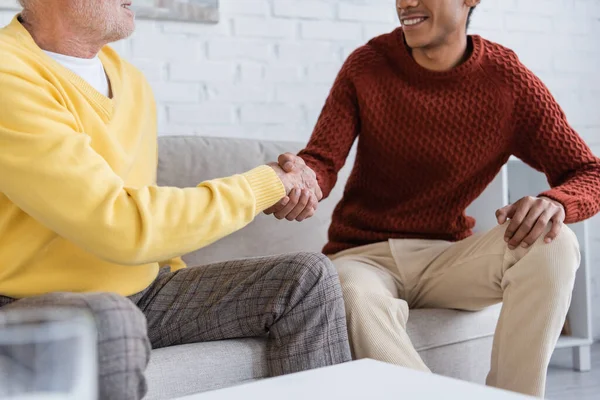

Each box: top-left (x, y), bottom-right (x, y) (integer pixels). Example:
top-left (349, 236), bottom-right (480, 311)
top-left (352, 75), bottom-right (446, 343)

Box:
top-left (521, 210), bottom-right (552, 248)
top-left (286, 189), bottom-right (311, 221)
top-left (545, 216), bottom-right (564, 243)
top-left (274, 188), bottom-right (300, 219)
top-left (314, 183), bottom-right (323, 202)
top-left (496, 204), bottom-right (515, 225)
top-left (504, 203), bottom-right (529, 243)
top-left (278, 153), bottom-right (297, 172)
top-left (296, 195), bottom-right (318, 222)
top-left (264, 197), bottom-right (288, 215)
top-left (508, 204), bottom-right (545, 249)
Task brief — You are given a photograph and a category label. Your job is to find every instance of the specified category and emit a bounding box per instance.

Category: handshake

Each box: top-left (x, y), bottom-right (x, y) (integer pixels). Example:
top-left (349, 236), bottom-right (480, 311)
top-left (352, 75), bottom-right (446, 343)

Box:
top-left (266, 153), bottom-right (322, 222)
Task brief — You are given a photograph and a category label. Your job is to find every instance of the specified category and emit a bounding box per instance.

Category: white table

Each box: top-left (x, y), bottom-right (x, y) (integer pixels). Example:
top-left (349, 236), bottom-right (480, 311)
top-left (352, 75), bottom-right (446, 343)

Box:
top-left (177, 360), bottom-right (534, 400)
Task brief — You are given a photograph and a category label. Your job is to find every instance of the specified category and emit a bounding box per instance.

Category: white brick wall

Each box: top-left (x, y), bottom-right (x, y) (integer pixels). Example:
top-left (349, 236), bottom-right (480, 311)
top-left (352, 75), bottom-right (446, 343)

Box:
top-left (1, 0), bottom-right (599, 336)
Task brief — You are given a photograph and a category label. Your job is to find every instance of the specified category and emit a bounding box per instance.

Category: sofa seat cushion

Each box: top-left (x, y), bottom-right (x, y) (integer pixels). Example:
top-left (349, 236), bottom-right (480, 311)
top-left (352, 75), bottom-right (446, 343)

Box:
top-left (144, 306), bottom-right (500, 400)
top-left (407, 305), bottom-right (501, 351)
top-left (145, 338), bottom-right (268, 400)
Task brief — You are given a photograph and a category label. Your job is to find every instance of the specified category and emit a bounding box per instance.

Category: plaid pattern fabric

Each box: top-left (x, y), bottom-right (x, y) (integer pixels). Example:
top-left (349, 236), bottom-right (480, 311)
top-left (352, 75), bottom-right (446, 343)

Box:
top-left (0, 252), bottom-right (351, 399)
top-left (134, 252), bottom-right (351, 376)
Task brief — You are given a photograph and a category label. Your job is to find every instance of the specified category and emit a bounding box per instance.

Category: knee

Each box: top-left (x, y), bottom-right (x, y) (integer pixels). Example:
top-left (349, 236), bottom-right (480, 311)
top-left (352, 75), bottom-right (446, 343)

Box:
top-left (83, 293), bottom-right (148, 341)
top-left (288, 252), bottom-right (338, 280)
top-left (74, 292), bottom-right (150, 365)
top-left (548, 225), bottom-right (579, 253)
top-left (286, 252), bottom-right (343, 299)
top-left (533, 225), bottom-right (579, 266)
top-left (83, 293), bottom-right (150, 399)
top-left (523, 225), bottom-right (580, 289)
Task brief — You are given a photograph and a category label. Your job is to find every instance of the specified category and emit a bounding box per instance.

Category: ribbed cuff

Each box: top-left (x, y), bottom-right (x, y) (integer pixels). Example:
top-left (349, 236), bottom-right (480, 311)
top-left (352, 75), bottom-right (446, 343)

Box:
top-left (539, 189), bottom-right (580, 223)
top-left (243, 165), bottom-right (286, 215)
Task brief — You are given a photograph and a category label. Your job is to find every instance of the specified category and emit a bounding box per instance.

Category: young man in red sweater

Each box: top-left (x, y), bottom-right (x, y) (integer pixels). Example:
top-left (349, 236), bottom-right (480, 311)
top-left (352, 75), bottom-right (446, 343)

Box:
top-left (265, 0), bottom-right (600, 397)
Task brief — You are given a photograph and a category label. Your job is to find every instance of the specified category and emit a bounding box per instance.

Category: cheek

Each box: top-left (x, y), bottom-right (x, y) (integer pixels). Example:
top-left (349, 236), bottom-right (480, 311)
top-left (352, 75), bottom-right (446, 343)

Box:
top-left (435, 11), bottom-right (463, 33)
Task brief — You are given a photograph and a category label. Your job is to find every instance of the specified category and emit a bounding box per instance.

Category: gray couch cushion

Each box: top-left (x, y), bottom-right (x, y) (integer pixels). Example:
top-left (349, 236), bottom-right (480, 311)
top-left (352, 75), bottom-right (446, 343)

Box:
top-left (146, 338), bottom-right (268, 400)
top-left (407, 306), bottom-right (500, 352)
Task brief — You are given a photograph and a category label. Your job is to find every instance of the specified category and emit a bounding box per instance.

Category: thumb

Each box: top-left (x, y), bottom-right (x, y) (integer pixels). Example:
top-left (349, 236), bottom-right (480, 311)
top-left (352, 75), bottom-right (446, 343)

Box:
top-left (315, 183), bottom-right (323, 201)
top-left (278, 153), bottom-right (296, 173)
top-left (495, 204), bottom-right (515, 224)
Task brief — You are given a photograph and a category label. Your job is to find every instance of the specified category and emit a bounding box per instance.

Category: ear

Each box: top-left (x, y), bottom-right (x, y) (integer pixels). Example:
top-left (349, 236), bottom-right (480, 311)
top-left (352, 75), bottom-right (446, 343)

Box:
top-left (465, 0), bottom-right (481, 7)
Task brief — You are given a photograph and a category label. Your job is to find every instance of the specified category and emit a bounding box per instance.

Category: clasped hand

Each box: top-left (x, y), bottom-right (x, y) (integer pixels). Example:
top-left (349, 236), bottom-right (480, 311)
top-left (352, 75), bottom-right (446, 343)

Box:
top-left (267, 153), bottom-right (322, 222)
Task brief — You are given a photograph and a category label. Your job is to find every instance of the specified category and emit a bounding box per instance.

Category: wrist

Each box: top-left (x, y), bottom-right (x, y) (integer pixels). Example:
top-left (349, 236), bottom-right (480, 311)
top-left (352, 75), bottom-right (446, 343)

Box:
top-left (267, 163), bottom-right (292, 194)
top-left (539, 196), bottom-right (564, 210)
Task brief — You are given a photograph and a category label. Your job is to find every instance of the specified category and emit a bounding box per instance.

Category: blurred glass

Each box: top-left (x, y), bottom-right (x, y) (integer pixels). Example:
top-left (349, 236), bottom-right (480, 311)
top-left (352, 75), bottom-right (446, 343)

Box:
top-left (0, 308), bottom-right (97, 399)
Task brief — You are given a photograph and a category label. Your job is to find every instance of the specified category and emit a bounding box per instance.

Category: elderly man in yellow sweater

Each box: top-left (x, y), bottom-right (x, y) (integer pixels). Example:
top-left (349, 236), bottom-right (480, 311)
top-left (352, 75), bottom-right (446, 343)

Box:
top-left (0, 1), bottom-right (351, 398)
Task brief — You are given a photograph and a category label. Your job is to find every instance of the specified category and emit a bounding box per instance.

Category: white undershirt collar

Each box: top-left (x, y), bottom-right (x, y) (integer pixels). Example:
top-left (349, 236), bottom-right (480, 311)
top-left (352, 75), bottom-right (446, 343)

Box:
top-left (43, 50), bottom-right (110, 98)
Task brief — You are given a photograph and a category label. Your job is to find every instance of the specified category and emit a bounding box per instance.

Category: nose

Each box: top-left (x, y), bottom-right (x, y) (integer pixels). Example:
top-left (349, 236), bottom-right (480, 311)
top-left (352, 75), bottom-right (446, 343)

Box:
top-left (397, 0), bottom-right (419, 10)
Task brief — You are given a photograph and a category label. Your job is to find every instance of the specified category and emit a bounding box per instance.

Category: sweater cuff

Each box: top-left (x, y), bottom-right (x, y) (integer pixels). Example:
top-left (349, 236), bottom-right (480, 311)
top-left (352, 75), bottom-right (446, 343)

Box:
top-left (539, 189), bottom-right (581, 223)
top-left (243, 165), bottom-right (286, 215)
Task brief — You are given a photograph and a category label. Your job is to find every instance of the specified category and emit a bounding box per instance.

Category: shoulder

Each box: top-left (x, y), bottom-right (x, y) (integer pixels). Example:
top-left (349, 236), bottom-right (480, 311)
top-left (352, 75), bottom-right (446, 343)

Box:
top-left (478, 36), bottom-right (537, 86)
top-left (477, 36), bottom-right (558, 118)
top-left (0, 34), bottom-right (45, 82)
top-left (0, 18), bottom-right (53, 86)
top-left (0, 43), bottom-right (59, 106)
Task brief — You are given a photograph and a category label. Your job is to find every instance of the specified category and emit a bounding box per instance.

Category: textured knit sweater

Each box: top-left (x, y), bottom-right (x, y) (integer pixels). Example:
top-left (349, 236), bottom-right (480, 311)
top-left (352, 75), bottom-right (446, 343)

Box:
top-left (0, 16), bottom-right (284, 298)
top-left (298, 28), bottom-right (600, 255)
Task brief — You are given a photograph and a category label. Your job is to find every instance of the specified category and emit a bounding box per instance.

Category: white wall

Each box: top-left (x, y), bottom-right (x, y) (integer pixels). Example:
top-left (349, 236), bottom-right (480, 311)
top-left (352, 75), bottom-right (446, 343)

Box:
top-left (1, 0), bottom-right (599, 336)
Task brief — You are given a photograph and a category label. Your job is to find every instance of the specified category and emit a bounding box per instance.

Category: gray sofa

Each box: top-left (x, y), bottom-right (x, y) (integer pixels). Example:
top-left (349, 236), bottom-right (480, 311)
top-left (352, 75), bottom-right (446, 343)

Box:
top-left (145, 135), bottom-right (502, 400)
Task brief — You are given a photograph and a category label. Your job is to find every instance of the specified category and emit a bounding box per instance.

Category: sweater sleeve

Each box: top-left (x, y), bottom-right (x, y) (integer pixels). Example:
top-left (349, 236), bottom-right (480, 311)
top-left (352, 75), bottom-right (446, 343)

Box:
top-left (511, 62), bottom-right (600, 223)
top-left (297, 51), bottom-right (361, 198)
top-left (0, 70), bottom-right (285, 266)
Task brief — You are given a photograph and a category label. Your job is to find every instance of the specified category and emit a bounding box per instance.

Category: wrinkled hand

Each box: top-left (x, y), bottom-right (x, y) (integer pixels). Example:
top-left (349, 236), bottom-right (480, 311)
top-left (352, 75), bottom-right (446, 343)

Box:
top-left (266, 153), bottom-right (322, 222)
top-left (495, 196), bottom-right (565, 250)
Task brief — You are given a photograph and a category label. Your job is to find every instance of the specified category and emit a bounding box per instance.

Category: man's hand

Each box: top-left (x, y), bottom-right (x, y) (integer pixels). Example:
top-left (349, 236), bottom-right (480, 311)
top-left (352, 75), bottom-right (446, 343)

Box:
top-left (266, 153), bottom-right (322, 222)
top-left (496, 196), bottom-right (565, 250)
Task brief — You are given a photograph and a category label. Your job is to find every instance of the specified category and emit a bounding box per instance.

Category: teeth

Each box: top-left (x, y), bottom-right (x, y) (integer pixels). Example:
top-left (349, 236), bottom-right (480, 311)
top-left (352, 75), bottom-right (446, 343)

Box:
top-left (403, 18), bottom-right (425, 26)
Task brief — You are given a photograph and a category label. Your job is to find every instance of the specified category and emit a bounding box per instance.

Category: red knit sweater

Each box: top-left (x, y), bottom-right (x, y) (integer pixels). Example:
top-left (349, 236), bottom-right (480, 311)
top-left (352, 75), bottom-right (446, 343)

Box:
top-left (298, 28), bottom-right (600, 255)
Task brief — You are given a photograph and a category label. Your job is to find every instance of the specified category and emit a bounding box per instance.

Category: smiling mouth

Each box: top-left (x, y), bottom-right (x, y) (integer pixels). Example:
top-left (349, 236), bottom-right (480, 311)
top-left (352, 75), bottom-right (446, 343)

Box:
top-left (402, 17), bottom-right (428, 27)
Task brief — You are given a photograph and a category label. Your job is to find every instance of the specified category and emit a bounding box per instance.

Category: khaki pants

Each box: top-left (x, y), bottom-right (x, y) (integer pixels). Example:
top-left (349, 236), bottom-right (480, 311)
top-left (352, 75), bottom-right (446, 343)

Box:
top-left (330, 222), bottom-right (580, 398)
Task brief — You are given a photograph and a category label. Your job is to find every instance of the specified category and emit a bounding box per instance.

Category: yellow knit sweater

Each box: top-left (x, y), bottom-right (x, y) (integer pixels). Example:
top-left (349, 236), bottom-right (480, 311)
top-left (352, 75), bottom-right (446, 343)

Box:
top-left (0, 17), bottom-right (285, 298)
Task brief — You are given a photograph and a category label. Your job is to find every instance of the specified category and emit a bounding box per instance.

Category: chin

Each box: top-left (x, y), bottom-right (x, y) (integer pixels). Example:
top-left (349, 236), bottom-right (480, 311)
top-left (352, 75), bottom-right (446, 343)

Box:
top-left (105, 23), bottom-right (135, 43)
top-left (403, 34), bottom-right (429, 49)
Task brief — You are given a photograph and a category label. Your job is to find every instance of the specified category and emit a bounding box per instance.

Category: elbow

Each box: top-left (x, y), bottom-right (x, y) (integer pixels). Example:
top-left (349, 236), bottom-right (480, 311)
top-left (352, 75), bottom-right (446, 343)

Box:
top-left (80, 218), bottom-right (155, 266)
top-left (103, 245), bottom-right (149, 266)
top-left (88, 235), bottom-right (151, 266)
top-left (88, 190), bottom-right (160, 265)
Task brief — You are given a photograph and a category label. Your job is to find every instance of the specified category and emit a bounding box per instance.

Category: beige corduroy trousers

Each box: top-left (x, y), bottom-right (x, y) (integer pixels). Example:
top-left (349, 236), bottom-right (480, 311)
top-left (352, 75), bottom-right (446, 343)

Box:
top-left (330, 222), bottom-right (580, 398)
